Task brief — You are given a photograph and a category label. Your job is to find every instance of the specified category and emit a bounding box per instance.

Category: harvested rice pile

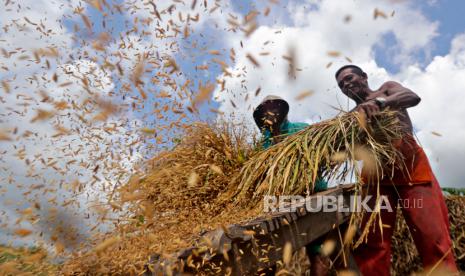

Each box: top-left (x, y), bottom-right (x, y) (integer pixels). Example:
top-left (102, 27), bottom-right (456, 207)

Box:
top-left (391, 195), bottom-right (465, 275)
top-left (63, 110), bottom-right (408, 274)
top-left (62, 122), bottom-right (263, 274)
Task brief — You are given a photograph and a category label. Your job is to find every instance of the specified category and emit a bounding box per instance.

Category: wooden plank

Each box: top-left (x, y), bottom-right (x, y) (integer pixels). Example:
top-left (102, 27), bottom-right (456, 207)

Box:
top-left (145, 184), bottom-right (356, 275)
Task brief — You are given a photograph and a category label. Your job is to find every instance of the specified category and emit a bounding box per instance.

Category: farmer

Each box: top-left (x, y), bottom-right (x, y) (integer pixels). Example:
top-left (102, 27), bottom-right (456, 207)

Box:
top-left (253, 95), bottom-right (329, 275)
top-left (335, 65), bottom-right (458, 275)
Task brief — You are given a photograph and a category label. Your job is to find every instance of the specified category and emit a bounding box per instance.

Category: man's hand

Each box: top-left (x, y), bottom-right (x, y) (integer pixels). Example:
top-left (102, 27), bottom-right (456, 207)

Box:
top-left (354, 100), bottom-right (380, 120)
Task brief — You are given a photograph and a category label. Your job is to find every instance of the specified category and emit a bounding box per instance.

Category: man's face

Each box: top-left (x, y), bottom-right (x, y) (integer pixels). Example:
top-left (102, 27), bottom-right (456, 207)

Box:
top-left (336, 68), bottom-right (368, 101)
top-left (261, 103), bottom-right (285, 130)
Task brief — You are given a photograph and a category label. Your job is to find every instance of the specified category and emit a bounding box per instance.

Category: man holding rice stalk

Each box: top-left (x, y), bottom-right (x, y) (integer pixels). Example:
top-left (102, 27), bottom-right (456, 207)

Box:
top-left (335, 65), bottom-right (458, 275)
top-left (253, 95), bottom-right (330, 275)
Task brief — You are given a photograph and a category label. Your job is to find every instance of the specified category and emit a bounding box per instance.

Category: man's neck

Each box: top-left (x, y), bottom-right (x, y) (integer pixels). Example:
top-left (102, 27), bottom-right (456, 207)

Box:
top-left (354, 88), bottom-right (373, 105)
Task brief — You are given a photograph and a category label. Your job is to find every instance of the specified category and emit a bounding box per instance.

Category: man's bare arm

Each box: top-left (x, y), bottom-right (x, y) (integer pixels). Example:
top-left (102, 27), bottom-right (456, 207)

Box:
top-left (380, 81), bottom-right (421, 110)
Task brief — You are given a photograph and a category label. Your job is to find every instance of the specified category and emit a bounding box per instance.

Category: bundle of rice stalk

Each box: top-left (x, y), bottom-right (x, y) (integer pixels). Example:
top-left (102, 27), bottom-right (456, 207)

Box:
top-left (223, 110), bottom-right (405, 204)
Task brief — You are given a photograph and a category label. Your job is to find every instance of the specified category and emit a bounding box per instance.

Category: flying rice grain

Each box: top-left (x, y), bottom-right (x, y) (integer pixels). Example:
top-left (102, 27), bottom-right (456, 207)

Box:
top-left (94, 236), bottom-right (121, 253)
top-left (283, 242), bottom-right (293, 266)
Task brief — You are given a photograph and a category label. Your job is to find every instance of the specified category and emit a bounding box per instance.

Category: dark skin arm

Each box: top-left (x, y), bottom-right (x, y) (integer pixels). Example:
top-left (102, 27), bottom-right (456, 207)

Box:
top-left (376, 81), bottom-right (421, 109)
top-left (355, 81), bottom-right (421, 119)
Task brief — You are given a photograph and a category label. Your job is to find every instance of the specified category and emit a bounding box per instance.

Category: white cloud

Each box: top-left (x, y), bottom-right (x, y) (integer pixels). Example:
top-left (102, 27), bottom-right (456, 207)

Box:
top-left (400, 33), bottom-right (465, 188)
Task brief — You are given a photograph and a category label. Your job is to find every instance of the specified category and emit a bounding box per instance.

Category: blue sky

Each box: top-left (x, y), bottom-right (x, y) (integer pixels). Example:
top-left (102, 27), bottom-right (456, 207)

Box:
top-left (59, 0), bottom-right (465, 133)
top-left (421, 0), bottom-right (465, 55)
top-left (374, 0), bottom-right (465, 73)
